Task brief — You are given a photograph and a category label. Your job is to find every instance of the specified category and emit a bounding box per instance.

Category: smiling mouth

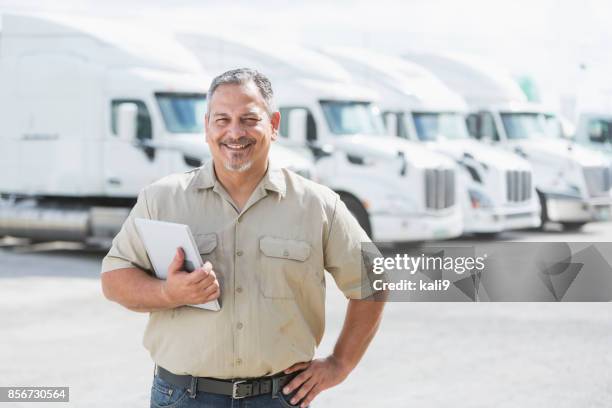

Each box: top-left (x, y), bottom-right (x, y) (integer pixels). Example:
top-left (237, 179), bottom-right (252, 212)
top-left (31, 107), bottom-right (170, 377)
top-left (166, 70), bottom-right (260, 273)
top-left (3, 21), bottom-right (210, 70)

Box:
top-left (222, 142), bottom-right (253, 151)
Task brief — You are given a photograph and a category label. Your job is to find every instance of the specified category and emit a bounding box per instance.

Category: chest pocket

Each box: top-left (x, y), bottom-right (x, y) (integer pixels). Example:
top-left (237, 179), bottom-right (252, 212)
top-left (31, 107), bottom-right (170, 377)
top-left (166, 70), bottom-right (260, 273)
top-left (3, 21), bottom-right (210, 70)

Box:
top-left (194, 233), bottom-right (218, 265)
top-left (259, 236), bottom-right (312, 299)
top-left (194, 232), bottom-right (224, 307)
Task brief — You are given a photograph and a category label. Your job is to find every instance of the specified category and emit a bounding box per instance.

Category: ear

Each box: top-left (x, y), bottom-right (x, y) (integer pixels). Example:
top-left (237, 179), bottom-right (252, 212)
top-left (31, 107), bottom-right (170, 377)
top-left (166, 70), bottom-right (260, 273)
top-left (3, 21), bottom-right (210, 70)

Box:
top-left (270, 111), bottom-right (281, 141)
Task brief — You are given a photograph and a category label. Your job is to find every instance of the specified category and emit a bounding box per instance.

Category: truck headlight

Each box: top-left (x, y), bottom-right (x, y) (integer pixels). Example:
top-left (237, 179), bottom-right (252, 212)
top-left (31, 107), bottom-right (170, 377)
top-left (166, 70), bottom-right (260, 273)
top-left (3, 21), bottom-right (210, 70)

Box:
top-left (565, 184), bottom-right (581, 197)
top-left (552, 182), bottom-right (581, 198)
top-left (469, 189), bottom-right (493, 209)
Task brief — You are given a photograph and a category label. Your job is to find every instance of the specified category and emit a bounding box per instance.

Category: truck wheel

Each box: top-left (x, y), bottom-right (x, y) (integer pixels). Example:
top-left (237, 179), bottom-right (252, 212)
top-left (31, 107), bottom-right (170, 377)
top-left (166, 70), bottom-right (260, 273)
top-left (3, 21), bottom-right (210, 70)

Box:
top-left (561, 222), bottom-right (586, 231)
top-left (340, 194), bottom-right (372, 239)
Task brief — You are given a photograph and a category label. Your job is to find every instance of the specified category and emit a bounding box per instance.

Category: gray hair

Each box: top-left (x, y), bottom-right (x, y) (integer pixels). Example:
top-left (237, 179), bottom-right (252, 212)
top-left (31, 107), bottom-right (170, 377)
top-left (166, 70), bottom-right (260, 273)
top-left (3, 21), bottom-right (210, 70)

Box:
top-left (206, 68), bottom-right (276, 116)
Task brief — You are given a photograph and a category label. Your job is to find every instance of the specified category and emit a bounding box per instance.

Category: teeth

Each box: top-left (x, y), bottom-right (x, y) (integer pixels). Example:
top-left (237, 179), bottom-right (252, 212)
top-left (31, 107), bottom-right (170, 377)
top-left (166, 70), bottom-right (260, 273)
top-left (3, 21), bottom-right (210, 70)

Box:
top-left (225, 143), bottom-right (249, 150)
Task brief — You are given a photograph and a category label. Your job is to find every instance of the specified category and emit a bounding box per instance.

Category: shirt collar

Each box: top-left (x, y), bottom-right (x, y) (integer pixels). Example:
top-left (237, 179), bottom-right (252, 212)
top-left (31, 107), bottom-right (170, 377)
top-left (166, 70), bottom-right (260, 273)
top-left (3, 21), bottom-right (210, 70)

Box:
top-left (191, 159), bottom-right (286, 198)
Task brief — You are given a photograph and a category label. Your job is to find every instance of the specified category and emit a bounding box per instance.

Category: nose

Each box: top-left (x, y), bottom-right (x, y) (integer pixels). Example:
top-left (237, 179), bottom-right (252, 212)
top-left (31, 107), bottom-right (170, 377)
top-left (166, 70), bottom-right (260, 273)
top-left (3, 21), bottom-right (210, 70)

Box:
top-left (227, 120), bottom-right (247, 138)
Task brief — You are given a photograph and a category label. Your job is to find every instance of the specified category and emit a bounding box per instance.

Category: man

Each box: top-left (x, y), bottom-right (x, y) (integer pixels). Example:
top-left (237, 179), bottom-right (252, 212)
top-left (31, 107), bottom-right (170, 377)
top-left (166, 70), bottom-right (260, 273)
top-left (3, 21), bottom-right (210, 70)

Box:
top-left (101, 68), bottom-right (385, 407)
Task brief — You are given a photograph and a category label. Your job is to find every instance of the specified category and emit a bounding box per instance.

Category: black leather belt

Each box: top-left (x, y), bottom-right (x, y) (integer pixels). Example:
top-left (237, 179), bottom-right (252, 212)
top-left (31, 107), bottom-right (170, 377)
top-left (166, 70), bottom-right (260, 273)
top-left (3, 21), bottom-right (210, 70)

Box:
top-left (156, 366), bottom-right (297, 399)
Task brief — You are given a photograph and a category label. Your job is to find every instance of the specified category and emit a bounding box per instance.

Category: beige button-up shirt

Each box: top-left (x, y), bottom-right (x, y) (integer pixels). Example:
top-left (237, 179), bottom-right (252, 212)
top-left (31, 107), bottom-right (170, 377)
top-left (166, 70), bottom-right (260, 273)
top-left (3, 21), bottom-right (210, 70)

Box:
top-left (101, 160), bottom-right (373, 379)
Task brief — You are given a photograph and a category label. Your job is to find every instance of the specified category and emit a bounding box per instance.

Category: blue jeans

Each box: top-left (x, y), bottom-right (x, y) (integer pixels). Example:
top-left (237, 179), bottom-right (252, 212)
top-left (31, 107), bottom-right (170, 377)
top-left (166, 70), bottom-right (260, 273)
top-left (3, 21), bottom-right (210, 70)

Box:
top-left (150, 374), bottom-right (309, 408)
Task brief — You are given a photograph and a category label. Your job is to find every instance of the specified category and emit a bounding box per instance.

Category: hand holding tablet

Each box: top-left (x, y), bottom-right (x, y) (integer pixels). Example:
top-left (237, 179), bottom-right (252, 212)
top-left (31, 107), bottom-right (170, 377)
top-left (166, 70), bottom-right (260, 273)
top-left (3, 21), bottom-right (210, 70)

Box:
top-left (161, 247), bottom-right (221, 309)
top-left (134, 218), bottom-right (221, 311)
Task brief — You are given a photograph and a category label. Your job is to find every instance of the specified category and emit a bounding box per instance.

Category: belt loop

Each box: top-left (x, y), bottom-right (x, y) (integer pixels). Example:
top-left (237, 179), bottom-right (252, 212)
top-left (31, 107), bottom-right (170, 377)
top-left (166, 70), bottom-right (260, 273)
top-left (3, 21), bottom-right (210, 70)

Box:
top-left (188, 376), bottom-right (198, 399)
top-left (271, 377), bottom-right (280, 399)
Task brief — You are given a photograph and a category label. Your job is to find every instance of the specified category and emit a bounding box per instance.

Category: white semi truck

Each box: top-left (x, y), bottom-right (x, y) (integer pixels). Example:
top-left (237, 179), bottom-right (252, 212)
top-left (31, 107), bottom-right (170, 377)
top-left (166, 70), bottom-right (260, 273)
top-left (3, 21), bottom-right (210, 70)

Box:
top-left (405, 52), bottom-right (612, 230)
top-left (321, 47), bottom-right (541, 236)
top-left (178, 33), bottom-right (463, 241)
top-left (574, 113), bottom-right (612, 152)
top-left (0, 14), bottom-right (314, 245)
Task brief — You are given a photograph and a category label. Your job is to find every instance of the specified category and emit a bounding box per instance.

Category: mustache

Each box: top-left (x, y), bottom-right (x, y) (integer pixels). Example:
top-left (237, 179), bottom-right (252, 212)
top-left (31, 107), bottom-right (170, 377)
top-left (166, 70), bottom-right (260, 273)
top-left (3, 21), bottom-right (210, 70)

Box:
top-left (219, 136), bottom-right (256, 146)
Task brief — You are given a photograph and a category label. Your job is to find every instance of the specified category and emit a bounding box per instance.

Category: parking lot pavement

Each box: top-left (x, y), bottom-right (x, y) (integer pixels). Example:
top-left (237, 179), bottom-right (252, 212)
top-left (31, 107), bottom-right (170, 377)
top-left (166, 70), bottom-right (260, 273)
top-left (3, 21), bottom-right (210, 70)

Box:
top-left (1, 223), bottom-right (611, 407)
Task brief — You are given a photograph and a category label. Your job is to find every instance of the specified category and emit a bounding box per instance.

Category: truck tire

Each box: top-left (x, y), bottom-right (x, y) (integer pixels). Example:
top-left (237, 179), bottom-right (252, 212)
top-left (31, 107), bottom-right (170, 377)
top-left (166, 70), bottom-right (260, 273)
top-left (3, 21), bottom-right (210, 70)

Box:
top-left (561, 222), bottom-right (586, 231)
top-left (339, 193), bottom-right (372, 239)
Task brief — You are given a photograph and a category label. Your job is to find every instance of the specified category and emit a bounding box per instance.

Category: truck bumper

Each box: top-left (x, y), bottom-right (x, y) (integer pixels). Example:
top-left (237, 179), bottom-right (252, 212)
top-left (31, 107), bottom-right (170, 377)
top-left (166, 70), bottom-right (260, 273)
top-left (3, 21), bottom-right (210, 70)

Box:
top-left (545, 194), bottom-right (612, 223)
top-left (463, 203), bottom-right (541, 233)
top-left (370, 210), bottom-right (463, 242)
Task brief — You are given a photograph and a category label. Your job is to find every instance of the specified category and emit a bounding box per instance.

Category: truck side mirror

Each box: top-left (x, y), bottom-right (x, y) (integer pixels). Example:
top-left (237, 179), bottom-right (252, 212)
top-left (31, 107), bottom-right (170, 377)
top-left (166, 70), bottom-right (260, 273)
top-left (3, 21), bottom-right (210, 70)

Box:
top-left (310, 143), bottom-right (334, 161)
top-left (287, 108), bottom-right (308, 143)
top-left (117, 103), bottom-right (138, 142)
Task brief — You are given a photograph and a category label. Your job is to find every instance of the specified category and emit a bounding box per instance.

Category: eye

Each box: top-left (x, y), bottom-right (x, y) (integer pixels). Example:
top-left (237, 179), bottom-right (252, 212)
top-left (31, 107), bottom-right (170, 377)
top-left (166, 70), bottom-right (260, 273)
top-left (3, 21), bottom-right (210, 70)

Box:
top-left (216, 118), bottom-right (229, 125)
top-left (243, 117), bottom-right (260, 126)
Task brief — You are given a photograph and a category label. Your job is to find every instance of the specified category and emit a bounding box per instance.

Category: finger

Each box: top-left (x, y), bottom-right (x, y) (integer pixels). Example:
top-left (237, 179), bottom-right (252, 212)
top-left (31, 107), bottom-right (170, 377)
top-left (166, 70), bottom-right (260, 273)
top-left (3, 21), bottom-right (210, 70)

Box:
top-left (191, 270), bottom-right (216, 288)
top-left (186, 267), bottom-right (210, 284)
top-left (289, 377), bottom-right (316, 406)
top-left (192, 285), bottom-right (219, 304)
top-left (167, 248), bottom-right (185, 275)
top-left (301, 385), bottom-right (323, 408)
top-left (203, 287), bottom-right (220, 303)
top-left (283, 368), bottom-right (312, 394)
top-left (199, 279), bottom-right (220, 300)
top-left (207, 287), bottom-right (221, 301)
top-left (284, 361), bottom-right (311, 375)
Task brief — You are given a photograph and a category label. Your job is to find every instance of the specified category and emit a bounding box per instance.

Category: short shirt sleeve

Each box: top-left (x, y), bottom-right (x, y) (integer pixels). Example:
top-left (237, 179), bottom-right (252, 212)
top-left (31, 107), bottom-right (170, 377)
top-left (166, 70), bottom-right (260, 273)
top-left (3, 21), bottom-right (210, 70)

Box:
top-left (324, 196), bottom-right (380, 299)
top-left (100, 188), bottom-right (154, 274)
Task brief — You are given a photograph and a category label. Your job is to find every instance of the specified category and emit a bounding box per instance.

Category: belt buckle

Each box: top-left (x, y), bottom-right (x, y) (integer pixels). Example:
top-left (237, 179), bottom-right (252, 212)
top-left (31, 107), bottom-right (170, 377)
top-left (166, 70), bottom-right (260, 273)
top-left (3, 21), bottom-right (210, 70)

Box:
top-left (232, 380), bottom-right (249, 399)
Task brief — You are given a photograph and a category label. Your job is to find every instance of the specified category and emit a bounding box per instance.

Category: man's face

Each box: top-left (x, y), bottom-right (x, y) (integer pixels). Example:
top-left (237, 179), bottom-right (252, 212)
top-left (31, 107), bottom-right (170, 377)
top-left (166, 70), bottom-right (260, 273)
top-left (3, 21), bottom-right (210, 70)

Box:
top-left (205, 82), bottom-right (280, 173)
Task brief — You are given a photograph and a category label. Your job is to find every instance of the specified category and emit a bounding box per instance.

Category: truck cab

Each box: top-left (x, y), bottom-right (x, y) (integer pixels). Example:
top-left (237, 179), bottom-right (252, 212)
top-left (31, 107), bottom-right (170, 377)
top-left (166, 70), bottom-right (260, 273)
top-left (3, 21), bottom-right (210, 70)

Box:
top-left (321, 47), bottom-right (541, 236)
top-left (574, 113), bottom-right (612, 153)
top-left (0, 14), bottom-right (314, 244)
top-left (179, 33), bottom-right (463, 241)
top-left (405, 52), bottom-right (612, 230)
top-left (464, 103), bottom-right (612, 227)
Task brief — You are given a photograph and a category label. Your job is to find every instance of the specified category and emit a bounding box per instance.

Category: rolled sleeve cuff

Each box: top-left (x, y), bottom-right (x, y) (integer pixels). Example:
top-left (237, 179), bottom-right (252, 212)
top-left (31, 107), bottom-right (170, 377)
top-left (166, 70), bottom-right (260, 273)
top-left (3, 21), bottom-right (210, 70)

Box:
top-left (100, 256), bottom-right (146, 274)
top-left (339, 280), bottom-right (378, 300)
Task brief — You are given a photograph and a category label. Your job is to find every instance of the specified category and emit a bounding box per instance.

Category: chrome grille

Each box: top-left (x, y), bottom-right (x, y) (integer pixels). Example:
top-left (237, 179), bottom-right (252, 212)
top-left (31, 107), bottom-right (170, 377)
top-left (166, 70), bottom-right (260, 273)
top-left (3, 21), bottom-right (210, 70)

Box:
top-left (425, 168), bottom-right (455, 210)
top-left (506, 170), bottom-right (532, 202)
top-left (583, 166), bottom-right (612, 197)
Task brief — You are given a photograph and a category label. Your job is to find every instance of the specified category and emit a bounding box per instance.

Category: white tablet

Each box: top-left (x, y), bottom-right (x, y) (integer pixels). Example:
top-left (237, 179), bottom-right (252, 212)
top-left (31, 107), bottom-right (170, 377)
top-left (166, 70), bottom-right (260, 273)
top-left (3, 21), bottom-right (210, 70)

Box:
top-left (134, 218), bottom-right (220, 311)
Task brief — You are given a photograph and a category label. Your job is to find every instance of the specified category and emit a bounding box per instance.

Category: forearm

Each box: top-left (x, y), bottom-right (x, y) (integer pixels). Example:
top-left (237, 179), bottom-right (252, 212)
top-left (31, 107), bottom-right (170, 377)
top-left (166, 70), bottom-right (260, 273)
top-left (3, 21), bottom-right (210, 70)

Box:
top-left (331, 298), bottom-right (385, 374)
top-left (101, 267), bottom-right (173, 312)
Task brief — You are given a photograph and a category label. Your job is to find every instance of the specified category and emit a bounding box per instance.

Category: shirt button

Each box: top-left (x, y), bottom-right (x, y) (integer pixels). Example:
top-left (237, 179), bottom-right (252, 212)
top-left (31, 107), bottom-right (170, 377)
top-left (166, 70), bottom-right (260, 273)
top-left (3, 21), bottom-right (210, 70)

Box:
top-left (236, 287), bottom-right (243, 294)
top-left (236, 358), bottom-right (242, 365)
top-left (237, 322), bottom-right (243, 329)
top-left (237, 250), bottom-right (244, 257)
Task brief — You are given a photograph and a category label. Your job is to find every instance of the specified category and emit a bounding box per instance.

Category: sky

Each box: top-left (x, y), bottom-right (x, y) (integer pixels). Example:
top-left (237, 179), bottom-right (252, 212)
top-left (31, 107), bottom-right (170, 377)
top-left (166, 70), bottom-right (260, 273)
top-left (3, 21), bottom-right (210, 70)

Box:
top-left (2, 0), bottom-right (611, 118)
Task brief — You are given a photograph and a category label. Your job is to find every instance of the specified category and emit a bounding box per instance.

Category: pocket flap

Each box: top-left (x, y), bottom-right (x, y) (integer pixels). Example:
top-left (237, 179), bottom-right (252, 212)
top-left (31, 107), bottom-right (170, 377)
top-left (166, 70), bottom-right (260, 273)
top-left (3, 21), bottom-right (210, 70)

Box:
top-left (259, 236), bottom-right (311, 262)
top-left (195, 233), bottom-right (218, 254)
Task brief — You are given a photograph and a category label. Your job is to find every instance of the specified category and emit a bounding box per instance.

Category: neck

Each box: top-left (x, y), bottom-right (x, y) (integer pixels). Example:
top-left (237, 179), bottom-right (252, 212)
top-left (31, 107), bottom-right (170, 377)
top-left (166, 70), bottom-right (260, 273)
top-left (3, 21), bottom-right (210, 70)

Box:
top-left (213, 159), bottom-right (268, 205)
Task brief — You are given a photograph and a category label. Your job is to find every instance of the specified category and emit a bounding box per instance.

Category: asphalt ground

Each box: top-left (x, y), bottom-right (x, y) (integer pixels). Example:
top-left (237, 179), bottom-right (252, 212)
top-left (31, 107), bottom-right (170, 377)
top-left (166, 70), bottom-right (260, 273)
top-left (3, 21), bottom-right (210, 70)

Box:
top-left (1, 223), bottom-right (611, 407)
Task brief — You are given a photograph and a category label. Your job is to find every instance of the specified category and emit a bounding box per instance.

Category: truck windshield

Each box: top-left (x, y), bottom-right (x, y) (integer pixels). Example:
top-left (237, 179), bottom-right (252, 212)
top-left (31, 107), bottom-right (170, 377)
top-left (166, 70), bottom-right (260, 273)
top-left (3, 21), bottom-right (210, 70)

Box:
top-left (501, 112), bottom-right (545, 140)
top-left (412, 112), bottom-right (469, 141)
top-left (320, 100), bottom-right (386, 136)
top-left (543, 114), bottom-right (563, 139)
top-left (156, 93), bottom-right (207, 133)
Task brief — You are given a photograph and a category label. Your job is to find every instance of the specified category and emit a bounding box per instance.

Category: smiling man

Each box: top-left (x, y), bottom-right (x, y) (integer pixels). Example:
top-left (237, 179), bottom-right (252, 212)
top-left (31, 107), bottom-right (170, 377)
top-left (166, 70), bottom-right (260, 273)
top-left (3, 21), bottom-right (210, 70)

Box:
top-left (100, 68), bottom-right (385, 408)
